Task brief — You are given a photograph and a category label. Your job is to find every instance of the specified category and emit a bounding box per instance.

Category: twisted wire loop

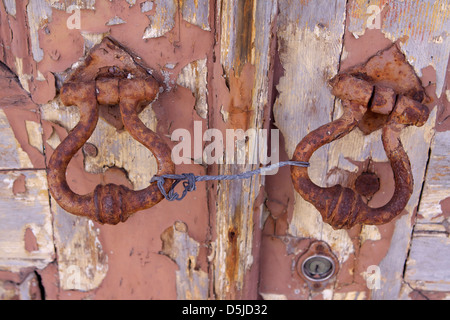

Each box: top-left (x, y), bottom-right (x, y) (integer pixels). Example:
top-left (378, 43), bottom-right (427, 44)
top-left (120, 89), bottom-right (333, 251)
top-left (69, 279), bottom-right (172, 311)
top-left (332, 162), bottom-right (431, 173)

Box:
top-left (150, 161), bottom-right (310, 201)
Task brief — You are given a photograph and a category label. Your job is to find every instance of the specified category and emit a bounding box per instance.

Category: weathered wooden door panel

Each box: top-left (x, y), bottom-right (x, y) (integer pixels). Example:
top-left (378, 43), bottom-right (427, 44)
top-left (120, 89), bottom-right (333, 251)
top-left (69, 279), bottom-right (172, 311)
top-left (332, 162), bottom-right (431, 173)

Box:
top-left (0, 0), bottom-right (449, 301)
top-left (261, 0), bottom-right (449, 300)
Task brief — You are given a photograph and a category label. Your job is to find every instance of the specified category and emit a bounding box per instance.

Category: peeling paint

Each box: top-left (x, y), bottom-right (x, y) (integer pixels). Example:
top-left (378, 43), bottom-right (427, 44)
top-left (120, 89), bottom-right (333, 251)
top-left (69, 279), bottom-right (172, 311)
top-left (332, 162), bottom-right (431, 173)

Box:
top-left (26, 0), bottom-right (52, 62)
top-left (0, 171), bottom-right (54, 272)
top-left (14, 58), bottom-right (31, 93)
top-left (160, 221), bottom-right (208, 300)
top-left (0, 0), bottom-right (446, 301)
top-left (177, 58), bottom-right (208, 119)
top-left (49, 0), bottom-right (96, 11)
top-left (25, 121), bottom-right (43, 154)
top-left (52, 198), bottom-right (108, 291)
top-left (143, 0), bottom-right (177, 39)
top-left (106, 16), bottom-right (126, 26)
top-left (180, 0), bottom-right (211, 31)
top-left (40, 96), bottom-right (159, 191)
top-left (348, 0), bottom-right (450, 97)
top-left (334, 291), bottom-right (367, 300)
top-left (405, 236), bottom-right (450, 291)
top-left (0, 109), bottom-right (34, 169)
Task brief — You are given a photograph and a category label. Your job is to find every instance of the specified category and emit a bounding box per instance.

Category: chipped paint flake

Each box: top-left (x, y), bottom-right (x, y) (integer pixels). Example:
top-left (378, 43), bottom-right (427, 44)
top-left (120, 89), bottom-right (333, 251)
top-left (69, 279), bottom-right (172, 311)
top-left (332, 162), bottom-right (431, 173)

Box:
top-left (0, 109), bottom-right (33, 169)
top-left (25, 121), bottom-right (43, 154)
top-left (45, 127), bottom-right (61, 150)
top-left (26, 0), bottom-right (53, 62)
top-left (52, 198), bottom-right (108, 291)
top-left (81, 32), bottom-right (109, 51)
top-left (177, 58), bottom-right (208, 119)
top-left (3, 0), bottom-right (16, 16)
top-left (141, 1), bottom-right (154, 13)
top-left (48, 0), bottom-right (95, 10)
top-left (0, 171), bottom-right (54, 272)
top-left (14, 58), bottom-right (31, 93)
top-left (180, 0), bottom-right (211, 31)
top-left (160, 221), bottom-right (208, 300)
top-left (143, 0), bottom-right (177, 39)
top-left (106, 16), bottom-right (126, 26)
top-left (334, 291), bottom-right (367, 300)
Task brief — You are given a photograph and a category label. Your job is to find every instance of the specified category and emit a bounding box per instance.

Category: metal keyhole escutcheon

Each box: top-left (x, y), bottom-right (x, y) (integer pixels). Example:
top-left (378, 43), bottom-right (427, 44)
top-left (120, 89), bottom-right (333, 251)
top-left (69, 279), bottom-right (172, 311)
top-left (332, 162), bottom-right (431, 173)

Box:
top-left (296, 241), bottom-right (339, 290)
top-left (290, 44), bottom-right (430, 230)
top-left (302, 256), bottom-right (335, 282)
top-left (47, 38), bottom-right (175, 225)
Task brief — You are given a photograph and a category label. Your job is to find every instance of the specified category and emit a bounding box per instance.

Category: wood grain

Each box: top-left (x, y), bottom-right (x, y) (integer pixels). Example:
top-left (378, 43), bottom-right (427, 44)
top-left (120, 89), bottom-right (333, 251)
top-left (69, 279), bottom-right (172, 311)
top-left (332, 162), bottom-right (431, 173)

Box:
top-left (0, 170), bottom-right (54, 272)
top-left (212, 0), bottom-right (277, 299)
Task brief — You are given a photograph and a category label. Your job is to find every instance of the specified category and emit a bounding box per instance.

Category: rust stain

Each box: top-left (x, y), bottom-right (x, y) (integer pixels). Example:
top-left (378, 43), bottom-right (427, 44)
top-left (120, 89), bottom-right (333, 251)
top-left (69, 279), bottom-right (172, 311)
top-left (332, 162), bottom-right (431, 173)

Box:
top-left (225, 226), bottom-right (239, 284)
top-left (224, 63), bottom-right (256, 130)
top-left (235, 0), bottom-right (255, 73)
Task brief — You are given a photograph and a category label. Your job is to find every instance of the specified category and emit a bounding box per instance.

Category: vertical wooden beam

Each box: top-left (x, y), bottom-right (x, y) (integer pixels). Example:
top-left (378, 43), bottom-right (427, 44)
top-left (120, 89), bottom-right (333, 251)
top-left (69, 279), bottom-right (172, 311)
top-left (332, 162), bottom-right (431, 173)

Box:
top-left (212, 0), bottom-right (277, 299)
top-left (273, 0), bottom-right (349, 264)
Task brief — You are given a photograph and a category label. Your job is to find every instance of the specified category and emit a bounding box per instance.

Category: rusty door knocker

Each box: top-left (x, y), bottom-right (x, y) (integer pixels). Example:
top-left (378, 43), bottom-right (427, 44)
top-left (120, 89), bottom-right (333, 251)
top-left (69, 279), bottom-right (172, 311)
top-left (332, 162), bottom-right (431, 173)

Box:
top-left (47, 38), bottom-right (174, 225)
top-left (290, 44), bottom-right (430, 229)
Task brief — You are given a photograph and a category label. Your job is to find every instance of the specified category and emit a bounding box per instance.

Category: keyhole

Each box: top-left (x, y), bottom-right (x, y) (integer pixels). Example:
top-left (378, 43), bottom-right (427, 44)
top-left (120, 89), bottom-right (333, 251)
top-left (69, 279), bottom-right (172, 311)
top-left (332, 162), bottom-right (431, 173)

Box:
top-left (301, 255), bottom-right (335, 281)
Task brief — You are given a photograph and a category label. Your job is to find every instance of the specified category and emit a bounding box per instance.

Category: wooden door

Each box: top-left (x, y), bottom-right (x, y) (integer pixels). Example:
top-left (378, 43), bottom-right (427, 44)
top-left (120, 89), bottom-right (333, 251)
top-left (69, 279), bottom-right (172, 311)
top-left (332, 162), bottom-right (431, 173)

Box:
top-left (0, 0), bottom-right (448, 300)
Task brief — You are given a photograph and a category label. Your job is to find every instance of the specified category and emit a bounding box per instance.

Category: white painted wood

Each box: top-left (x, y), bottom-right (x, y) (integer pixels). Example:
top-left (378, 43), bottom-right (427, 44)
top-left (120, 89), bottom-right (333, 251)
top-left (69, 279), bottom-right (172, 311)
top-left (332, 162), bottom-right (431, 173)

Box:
top-left (405, 236), bottom-right (450, 292)
top-left (417, 131), bottom-right (450, 223)
top-left (0, 109), bottom-right (33, 169)
top-left (51, 198), bottom-right (108, 291)
top-left (177, 58), bottom-right (209, 119)
top-left (0, 170), bottom-right (54, 272)
top-left (212, 0), bottom-right (278, 299)
top-left (274, 0), bottom-right (349, 262)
